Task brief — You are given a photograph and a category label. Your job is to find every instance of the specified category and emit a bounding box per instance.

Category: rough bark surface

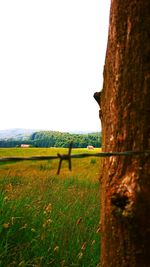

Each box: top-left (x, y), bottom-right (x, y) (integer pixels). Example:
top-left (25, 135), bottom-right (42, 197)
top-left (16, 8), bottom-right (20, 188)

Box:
top-left (100, 1), bottom-right (150, 266)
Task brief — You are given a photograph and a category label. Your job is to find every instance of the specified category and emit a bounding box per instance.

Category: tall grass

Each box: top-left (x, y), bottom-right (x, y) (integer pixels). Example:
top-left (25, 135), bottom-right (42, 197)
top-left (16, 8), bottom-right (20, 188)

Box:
top-left (0, 148), bottom-right (101, 267)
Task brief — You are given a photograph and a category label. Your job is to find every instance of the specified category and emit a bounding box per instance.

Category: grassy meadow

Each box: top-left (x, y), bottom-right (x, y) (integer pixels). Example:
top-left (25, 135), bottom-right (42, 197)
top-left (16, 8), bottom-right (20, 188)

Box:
top-left (0, 148), bottom-right (102, 267)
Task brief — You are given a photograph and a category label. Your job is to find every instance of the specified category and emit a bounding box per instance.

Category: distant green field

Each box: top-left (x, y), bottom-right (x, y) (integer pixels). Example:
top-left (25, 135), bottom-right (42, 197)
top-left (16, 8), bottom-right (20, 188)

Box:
top-left (0, 148), bottom-right (102, 267)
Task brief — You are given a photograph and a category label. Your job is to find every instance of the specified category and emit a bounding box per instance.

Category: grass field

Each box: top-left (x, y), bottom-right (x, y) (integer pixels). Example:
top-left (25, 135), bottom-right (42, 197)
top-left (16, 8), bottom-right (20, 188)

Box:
top-left (0, 148), bottom-right (102, 267)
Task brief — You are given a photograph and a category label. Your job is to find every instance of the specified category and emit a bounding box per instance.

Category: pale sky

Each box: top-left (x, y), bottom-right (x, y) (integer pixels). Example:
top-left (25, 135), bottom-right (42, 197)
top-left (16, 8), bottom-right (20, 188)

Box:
top-left (0, 0), bottom-right (111, 132)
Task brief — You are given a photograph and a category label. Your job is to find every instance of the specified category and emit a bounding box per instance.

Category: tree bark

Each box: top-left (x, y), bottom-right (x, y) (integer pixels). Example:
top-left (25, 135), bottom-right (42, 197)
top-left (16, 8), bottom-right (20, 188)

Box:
top-left (100, 0), bottom-right (150, 266)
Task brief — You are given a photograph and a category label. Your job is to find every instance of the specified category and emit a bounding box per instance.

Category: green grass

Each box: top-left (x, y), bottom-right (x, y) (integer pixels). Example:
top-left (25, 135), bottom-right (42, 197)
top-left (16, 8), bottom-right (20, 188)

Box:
top-left (0, 148), bottom-right (101, 267)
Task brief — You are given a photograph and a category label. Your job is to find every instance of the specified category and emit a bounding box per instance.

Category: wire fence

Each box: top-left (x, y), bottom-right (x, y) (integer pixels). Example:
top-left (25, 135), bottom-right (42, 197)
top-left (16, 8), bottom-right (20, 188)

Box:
top-left (0, 142), bottom-right (150, 174)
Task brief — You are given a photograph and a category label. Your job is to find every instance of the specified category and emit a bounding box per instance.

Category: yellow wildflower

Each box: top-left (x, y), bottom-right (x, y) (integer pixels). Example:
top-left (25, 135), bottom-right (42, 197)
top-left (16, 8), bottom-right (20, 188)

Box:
top-left (20, 224), bottom-right (27, 230)
top-left (91, 240), bottom-right (96, 245)
top-left (78, 252), bottom-right (83, 259)
top-left (31, 228), bottom-right (36, 232)
top-left (3, 223), bottom-right (10, 229)
top-left (18, 260), bottom-right (25, 267)
top-left (44, 203), bottom-right (52, 214)
top-left (5, 183), bottom-right (13, 192)
top-left (54, 246), bottom-right (59, 252)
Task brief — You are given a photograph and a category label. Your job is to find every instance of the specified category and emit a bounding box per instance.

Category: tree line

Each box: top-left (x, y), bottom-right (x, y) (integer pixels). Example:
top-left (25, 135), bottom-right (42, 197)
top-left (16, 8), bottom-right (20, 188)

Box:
top-left (0, 131), bottom-right (101, 148)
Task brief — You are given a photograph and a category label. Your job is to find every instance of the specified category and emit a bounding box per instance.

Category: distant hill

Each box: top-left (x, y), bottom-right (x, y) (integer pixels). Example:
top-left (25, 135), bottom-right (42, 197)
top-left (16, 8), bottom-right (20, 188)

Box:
top-left (0, 129), bottom-right (101, 148)
top-left (0, 128), bottom-right (36, 140)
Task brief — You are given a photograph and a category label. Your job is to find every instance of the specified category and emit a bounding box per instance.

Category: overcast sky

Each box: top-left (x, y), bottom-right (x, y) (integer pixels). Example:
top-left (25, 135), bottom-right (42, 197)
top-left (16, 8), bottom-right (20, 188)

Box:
top-left (0, 0), bottom-right (111, 132)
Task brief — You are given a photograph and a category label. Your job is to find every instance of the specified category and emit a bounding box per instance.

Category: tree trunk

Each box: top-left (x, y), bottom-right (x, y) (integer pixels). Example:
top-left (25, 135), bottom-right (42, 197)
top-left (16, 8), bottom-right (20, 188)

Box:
top-left (100, 0), bottom-right (150, 266)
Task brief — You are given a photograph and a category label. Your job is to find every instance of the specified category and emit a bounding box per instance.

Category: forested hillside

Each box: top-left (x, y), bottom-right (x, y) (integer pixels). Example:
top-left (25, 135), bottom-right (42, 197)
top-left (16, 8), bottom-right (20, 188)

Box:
top-left (0, 131), bottom-right (101, 148)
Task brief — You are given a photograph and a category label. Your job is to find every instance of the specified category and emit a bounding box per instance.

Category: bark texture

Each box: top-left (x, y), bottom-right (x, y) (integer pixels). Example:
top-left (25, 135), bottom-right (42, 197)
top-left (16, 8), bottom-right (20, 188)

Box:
top-left (100, 1), bottom-right (150, 266)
